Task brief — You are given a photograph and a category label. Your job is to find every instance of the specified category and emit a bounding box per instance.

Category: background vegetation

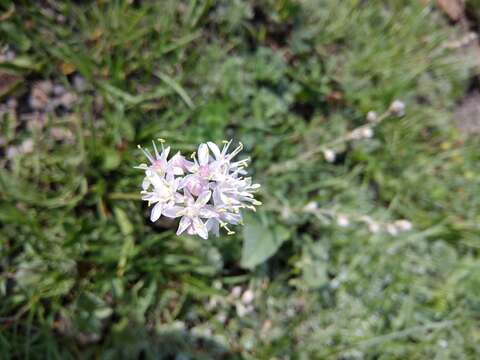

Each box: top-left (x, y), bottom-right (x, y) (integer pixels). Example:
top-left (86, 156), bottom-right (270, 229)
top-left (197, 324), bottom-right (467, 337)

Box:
top-left (1, 0), bottom-right (479, 358)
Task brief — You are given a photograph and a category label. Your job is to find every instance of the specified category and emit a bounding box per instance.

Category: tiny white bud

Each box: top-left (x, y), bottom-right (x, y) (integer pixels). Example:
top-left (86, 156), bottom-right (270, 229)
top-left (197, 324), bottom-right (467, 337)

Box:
top-left (241, 289), bottom-right (255, 304)
top-left (389, 100), bottom-right (405, 117)
top-left (386, 224), bottom-right (399, 236)
top-left (323, 149), bottom-right (336, 163)
top-left (303, 201), bottom-right (318, 212)
top-left (368, 222), bottom-right (380, 234)
top-left (366, 111), bottom-right (378, 122)
top-left (236, 303), bottom-right (249, 317)
top-left (394, 219), bottom-right (412, 231)
top-left (231, 286), bottom-right (242, 299)
top-left (438, 339), bottom-right (448, 349)
top-left (361, 127), bottom-right (374, 139)
top-left (337, 215), bottom-right (350, 227)
top-left (216, 312), bottom-right (227, 324)
top-left (21, 139), bottom-right (34, 154)
top-left (6, 146), bottom-right (19, 159)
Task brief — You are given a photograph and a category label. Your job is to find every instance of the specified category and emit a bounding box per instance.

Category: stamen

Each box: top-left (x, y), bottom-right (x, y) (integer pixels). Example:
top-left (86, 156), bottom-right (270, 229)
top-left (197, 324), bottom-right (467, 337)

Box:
top-left (152, 140), bottom-right (160, 159)
top-left (137, 144), bottom-right (154, 163)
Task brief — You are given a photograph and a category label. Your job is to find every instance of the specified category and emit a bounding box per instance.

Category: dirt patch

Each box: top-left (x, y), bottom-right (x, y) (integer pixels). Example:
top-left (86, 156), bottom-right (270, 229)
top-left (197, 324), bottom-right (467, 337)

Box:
top-left (454, 90), bottom-right (480, 134)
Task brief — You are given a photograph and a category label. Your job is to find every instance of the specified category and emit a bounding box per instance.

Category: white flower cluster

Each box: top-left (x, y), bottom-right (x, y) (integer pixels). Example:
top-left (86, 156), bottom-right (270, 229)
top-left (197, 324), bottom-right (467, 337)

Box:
top-left (136, 140), bottom-right (261, 239)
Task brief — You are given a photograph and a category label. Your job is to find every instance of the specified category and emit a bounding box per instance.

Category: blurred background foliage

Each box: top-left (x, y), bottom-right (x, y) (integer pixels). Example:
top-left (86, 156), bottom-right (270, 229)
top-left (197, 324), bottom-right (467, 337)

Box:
top-left (1, 0), bottom-right (480, 358)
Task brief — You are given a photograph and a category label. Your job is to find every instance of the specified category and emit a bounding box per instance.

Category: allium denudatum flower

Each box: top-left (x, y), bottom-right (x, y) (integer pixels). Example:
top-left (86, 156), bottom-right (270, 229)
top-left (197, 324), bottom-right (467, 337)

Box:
top-left (136, 140), bottom-right (261, 239)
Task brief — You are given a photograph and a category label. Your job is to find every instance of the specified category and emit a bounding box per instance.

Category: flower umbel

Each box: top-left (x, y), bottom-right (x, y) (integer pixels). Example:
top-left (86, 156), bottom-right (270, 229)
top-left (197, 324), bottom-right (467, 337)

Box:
top-left (137, 140), bottom-right (261, 239)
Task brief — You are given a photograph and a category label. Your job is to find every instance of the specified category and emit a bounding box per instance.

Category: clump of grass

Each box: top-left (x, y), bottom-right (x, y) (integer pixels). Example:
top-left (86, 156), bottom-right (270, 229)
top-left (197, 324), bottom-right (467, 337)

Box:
top-left (0, 0), bottom-right (479, 358)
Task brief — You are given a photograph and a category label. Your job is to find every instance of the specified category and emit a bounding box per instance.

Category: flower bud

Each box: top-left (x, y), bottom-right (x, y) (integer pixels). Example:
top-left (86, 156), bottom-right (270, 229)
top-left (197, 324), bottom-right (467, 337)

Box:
top-left (366, 111), bottom-right (378, 122)
top-left (389, 100), bottom-right (405, 117)
top-left (323, 149), bottom-right (336, 163)
top-left (337, 215), bottom-right (350, 227)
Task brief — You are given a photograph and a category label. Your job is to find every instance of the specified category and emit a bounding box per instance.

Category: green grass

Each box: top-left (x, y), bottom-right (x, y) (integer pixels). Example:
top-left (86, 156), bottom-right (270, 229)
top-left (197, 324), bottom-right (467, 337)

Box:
top-left (1, 0), bottom-right (480, 358)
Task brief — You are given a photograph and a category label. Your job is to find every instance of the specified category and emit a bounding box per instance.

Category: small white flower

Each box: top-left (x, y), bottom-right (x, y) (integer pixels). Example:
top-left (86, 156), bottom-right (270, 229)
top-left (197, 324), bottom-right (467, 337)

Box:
top-left (231, 286), bottom-right (242, 299)
top-left (175, 190), bottom-right (215, 239)
top-left (394, 219), bottom-right (412, 231)
top-left (303, 201), bottom-right (318, 212)
top-left (386, 223), bottom-right (399, 236)
top-left (368, 222), bottom-right (381, 234)
top-left (136, 140), bottom-right (261, 238)
top-left (141, 172), bottom-right (182, 222)
top-left (366, 111), bottom-right (378, 122)
top-left (323, 149), bottom-right (336, 163)
top-left (361, 127), bottom-right (373, 139)
top-left (337, 215), bottom-right (350, 227)
top-left (241, 289), bottom-right (255, 304)
top-left (389, 100), bottom-right (405, 117)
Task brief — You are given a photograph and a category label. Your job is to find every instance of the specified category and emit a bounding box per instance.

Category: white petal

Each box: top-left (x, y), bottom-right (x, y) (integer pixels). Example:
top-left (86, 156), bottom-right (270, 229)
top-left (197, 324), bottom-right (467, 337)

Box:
top-left (212, 188), bottom-right (223, 205)
top-left (162, 205), bottom-right (183, 218)
top-left (199, 207), bottom-right (217, 218)
top-left (142, 177), bottom-right (151, 190)
top-left (150, 203), bottom-right (163, 222)
top-left (207, 142), bottom-right (221, 160)
top-left (206, 218), bottom-right (220, 237)
top-left (142, 193), bottom-right (159, 202)
top-left (149, 172), bottom-right (164, 189)
top-left (195, 190), bottom-right (212, 207)
top-left (173, 166), bottom-right (184, 175)
top-left (176, 216), bottom-right (191, 235)
top-left (192, 217), bottom-right (208, 239)
top-left (224, 212), bottom-right (241, 224)
top-left (198, 143), bottom-right (209, 166)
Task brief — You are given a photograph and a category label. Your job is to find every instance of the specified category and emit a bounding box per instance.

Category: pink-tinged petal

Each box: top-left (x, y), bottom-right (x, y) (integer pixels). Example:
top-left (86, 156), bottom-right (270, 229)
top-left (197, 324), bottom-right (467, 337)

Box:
top-left (199, 165), bottom-right (209, 177)
top-left (198, 143), bottom-right (209, 166)
top-left (176, 216), bottom-right (191, 235)
top-left (150, 203), bottom-right (163, 222)
top-left (187, 178), bottom-right (204, 197)
top-left (183, 187), bottom-right (195, 205)
top-left (184, 160), bottom-right (196, 173)
top-left (206, 218), bottom-right (220, 237)
top-left (195, 190), bottom-right (212, 207)
top-left (192, 217), bottom-right (208, 239)
top-left (170, 152), bottom-right (185, 168)
top-left (187, 225), bottom-right (196, 235)
top-left (162, 205), bottom-right (183, 218)
top-left (207, 142), bottom-right (222, 160)
top-left (165, 171), bottom-right (174, 182)
top-left (178, 174), bottom-right (193, 189)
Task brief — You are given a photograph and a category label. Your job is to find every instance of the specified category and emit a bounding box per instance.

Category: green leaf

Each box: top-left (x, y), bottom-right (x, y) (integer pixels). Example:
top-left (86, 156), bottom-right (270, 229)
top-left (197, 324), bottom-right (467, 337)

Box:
top-left (102, 148), bottom-right (122, 171)
top-left (155, 71), bottom-right (194, 108)
top-left (241, 213), bottom-right (290, 269)
top-left (301, 238), bottom-right (328, 289)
